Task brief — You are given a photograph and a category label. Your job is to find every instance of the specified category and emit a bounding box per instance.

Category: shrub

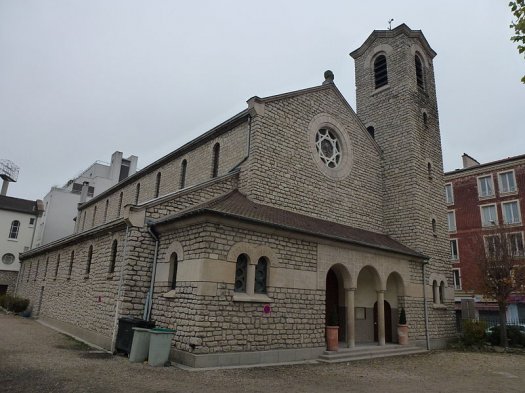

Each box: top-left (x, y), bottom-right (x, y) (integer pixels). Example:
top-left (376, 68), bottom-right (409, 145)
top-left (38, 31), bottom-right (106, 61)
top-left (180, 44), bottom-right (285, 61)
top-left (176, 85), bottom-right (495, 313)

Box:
top-left (488, 325), bottom-right (525, 347)
top-left (0, 294), bottom-right (30, 313)
top-left (462, 320), bottom-right (486, 347)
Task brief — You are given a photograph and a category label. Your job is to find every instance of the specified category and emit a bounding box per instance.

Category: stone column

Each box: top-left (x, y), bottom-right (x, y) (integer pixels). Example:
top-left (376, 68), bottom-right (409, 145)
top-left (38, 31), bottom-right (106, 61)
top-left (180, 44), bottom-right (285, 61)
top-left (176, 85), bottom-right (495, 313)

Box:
top-left (246, 264), bottom-right (255, 295)
top-left (345, 288), bottom-right (356, 348)
top-left (377, 290), bottom-right (386, 346)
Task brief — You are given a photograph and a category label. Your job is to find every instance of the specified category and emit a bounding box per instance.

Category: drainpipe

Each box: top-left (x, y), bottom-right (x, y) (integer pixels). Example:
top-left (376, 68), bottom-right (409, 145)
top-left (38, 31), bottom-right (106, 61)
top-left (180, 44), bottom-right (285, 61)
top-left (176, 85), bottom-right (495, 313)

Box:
top-left (144, 222), bottom-right (160, 322)
top-left (422, 260), bottom-right (430, 350)
top-left (110, 224), bottom-right (130, 353)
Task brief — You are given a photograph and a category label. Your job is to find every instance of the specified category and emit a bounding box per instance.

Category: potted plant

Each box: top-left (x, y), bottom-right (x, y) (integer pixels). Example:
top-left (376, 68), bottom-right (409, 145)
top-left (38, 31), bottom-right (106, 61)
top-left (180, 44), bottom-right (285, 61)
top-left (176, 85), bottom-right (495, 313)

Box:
top-left (397, 307), bottom-right (409, 345)
top-left (326, 305), bottom-right (339, 351)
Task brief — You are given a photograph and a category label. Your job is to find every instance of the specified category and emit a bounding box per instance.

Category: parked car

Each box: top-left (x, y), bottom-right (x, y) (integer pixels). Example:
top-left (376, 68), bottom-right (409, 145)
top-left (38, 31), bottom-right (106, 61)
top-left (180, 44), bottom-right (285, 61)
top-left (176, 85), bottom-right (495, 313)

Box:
top-left (486, 324), bottom-right (525, 347)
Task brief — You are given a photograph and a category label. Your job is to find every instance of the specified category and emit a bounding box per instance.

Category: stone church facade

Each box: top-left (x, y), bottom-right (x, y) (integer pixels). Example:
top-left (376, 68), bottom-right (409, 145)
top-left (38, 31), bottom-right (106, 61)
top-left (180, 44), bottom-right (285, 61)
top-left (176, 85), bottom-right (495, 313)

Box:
top-left (16, 24), bottom-right (455, 367)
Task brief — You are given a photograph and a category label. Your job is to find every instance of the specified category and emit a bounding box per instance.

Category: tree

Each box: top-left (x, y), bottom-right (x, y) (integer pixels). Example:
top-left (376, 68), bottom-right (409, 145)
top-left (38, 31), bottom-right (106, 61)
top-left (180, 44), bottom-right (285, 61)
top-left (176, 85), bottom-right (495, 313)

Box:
top-left (509, 1), bottom-right (525, 83)
top-left (475, 225), bottom-right (525, 347)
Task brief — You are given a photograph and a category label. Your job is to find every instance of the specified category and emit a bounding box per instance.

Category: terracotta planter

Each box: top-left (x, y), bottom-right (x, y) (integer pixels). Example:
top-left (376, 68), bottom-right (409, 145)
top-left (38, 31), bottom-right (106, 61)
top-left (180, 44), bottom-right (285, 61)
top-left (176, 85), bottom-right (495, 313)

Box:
top-left (397, 324), bottom-right (409, 345)
top-left (326, 326), bottom-right (339, 351)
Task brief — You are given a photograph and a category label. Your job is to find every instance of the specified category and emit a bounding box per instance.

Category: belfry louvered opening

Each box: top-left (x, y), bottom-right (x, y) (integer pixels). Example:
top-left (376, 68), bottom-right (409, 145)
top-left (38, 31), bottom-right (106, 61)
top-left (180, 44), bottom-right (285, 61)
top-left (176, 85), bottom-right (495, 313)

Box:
top-left (374, 54), bottom-right (388, 89)
top-left (415, 54), bottom-right (424, 89)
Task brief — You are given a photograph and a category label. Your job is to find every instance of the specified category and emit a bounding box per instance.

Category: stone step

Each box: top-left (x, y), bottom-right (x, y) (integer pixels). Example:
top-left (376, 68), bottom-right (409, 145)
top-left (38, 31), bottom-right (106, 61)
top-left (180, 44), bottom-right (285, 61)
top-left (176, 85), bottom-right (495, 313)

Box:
top-left (318, 345), bottom-right (427, 363)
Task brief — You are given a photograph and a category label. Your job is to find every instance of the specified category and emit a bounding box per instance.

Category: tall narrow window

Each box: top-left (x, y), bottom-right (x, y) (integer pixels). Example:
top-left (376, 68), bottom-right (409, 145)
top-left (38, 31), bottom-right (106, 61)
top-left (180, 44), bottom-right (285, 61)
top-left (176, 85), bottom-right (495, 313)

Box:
top-left (431, 218), bottom-right (437, 235)
top-left (445, 184), bottom-right (454, 204)
top-left (43, 257), bottom-right (49, 280)
top-left (117, 192), bottom-right (123, 217)
top-left (54, 254), bottom-right (60, 280)
top-left (255, 257), bottom-right (268, 294)
top-left (366, 126), bottom-right (375, 139)
top-left (8, 220), bottom-right (20, 239)
top-left (135, 183), bottom-right (140, 205)
top-left (432, 280), bottom-right (438, 303)
top-left (34, 259), bottom-right (39, 281)
top-left (170, 252), bottom-right (178, 290)
top-left (427, 162), bottom-right (433, 179)
top-left (234, 254), bottom-right (248, 293)
top-left (374, 54), bottom-right (388, 89)
top-left (155, 172), bottom-right (161, 198)
top-left (212, 143), bottom-right (220, 178)
top-left (439, 281), bottom-right (445, 304)
top-left (423, 112), bottom-right (428, 126)
top-left (91, 206), bottom-right (97, 227)
top-left (453, 269), bottom-right (462, 290)
top-left (415, 54), bottom-right (424, 89)
top-left (68, 251), bottom-right (74, 279)
top-left (109, 240), bottom-right (118, 274)
top-left (103, 199), bottom-right (109, 223)
top-left (450, 239), bottom-right (459, 260)
top-left (447, 211), bottom-right (456, 232)
top-left (180, 159), bottom-right (187, 189)
top-left (85, 245), bottom-right (93, 276)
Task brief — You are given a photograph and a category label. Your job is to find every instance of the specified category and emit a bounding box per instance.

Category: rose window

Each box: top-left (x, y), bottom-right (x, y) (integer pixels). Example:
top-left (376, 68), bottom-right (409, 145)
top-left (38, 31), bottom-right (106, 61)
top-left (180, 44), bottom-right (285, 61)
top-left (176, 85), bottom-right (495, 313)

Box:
top-left (315, 128), bottom-right (341, 168)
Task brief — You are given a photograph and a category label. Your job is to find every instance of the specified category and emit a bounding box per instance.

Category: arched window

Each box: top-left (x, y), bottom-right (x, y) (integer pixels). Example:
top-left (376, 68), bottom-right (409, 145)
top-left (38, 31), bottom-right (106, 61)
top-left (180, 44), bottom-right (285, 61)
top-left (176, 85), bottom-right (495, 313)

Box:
top-left (415, 54), bottom-right (424, 89)
top-left (234, 254), bottom-right (248, 293)
top-left (54, 254), bottom-right (60, 279)
top-left (374, 54), bottom-right (388, 89)
top-left (180, 160), bottom-right (187, 189)
top-left (255, 257), bottom-right (268, 294)
top-left (85, 245), bottom-right (93, 276)
top-left (117, 192), bottom-right (123, 217)
top-left (68, 250), bottom-right (74, 278)
top-left (155, 172), bottom-right (161, 198)
top-left (91, 206), bottom-right (97, 227)
top-left (366, 126), bottom-right (375, 139)
top-left (109, 240), bottom-right (118, 273)
top-left (8, 220), bottom-right (20, 239)
top-left (103, 199), bottom-right (109, 223)
top-left (439, 281), bottom-right (445, 304)
top-left (135, 183), bottom-right (140, 205)
top-left (170, 252), bottom-right (178, 290)
top-left (432, 280), bottom-right (438, 303)
top-left (212, 143), bottom-right (220, 178)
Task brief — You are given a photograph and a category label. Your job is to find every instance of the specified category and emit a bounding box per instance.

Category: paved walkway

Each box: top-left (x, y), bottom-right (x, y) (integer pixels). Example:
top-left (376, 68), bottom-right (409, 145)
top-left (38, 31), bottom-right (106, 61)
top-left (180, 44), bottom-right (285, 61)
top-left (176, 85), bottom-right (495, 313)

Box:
top-left (1, 313), bottom-right (525, 392)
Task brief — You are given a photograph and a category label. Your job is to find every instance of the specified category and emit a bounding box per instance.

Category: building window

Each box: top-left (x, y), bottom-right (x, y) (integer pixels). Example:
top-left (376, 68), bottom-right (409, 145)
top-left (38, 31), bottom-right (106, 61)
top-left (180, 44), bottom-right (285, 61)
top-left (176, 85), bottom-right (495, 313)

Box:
top-left (485, 235), bottom-right (501, 258)
top-left (82, 211), bottom-right (87, 231)
top-left (91, 206), bottom-right (97, 228)
top-left (498, 170), bottom-right (517, 194)
top-left (423, 112), bottom-right (428, 126)
top-left (180, 160), bottom-right (187, 189)
top-left (502, 201), bottom-right (521, 225)
top-left (117, 192), bottom-right (123, 217)
top-left (54, 254), bottom-right (60, 279)
top-left (447, 211), bottom-right (456, 232)
top-left (445, 183), bottom-right (454, 205)
top-left (415, 54), bottom-right (424, 89)
top-left (109, 240), bottom-right (118, 274)
top-left (234, 254), bottom-right (248, 293)
top-left (170, 252), bottom-right (178, 290)
top-left (43, 257), bottom-right (49, 280)
top-left (255, 257), bottom-right (268, 294)
top-left (453, 269), bottom-right (462, 290)
top-left (103, 200), bottom-right (109, 223)
top-left (212, 143), bottom-right (220, 178)
top-left (480, 204), bottom-right (498, 227)
top-left (2, 253), bottom-right (15, 265)
top-left (509, 232), bottom-right (525, 257)
top-left (68, 251), bottom-right (74, 278)
top-left (374, 54), bottom-right (388, 89)
top-left (439, 281), bottom-right (445, 303)
top-left (427, 162), bottom-right (433, 179)
top-left (431, 218), bottom-right (437, 235)
top-left (8, 220), bottom-right (20, 239)
top-left (432, 280), bottom-right (438, 303)
top-left (29, 217), bottom-right (35, 226)
top-left (135, 183), bottom-right (140, 205)
top-left (155, 172), bottom-right (161, 198)
top-left (315, 128), bottom-right (342, 169)
top-left (85, 245), bottom-right (93, 276)
top-left (450, 239), bottom-right (459, 260)
top-left (366, 126), bottom-right (375, 139)
top-left (477, 175), bottom-right (494, 198)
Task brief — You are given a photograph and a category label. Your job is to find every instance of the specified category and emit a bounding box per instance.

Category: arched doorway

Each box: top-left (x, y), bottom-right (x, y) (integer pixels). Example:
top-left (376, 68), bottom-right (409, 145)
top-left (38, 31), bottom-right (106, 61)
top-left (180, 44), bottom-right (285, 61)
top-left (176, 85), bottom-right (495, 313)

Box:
top-left (373, 300), bottom-right (392, 342)
top-left (325, 267), bottom-right (346, 343)
top-left (355, 266), bottom-right (382, 343)
top-left (385, 272), bottom-right (405, 344)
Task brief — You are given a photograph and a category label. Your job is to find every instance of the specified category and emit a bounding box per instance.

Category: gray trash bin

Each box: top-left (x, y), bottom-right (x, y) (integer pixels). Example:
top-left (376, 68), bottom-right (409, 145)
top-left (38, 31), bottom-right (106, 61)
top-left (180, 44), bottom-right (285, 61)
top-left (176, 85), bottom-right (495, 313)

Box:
top-left (148, 328), bottom-right (175, 367)
top-left (129, 327), bottom-right (152, 363)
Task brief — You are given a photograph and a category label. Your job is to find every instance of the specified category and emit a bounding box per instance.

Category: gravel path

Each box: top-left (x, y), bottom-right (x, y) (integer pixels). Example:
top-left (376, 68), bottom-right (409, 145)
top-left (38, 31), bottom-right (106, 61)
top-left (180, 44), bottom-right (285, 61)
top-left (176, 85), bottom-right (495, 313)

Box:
top-left (1, 313), bottom-right (524, 393)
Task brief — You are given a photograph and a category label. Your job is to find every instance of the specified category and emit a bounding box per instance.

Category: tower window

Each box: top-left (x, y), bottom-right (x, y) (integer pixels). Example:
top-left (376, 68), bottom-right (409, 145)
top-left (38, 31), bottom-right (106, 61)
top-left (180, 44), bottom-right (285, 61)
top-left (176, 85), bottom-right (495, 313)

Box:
top-left (85, 245), bottom-right (93, 276)
top-left (423, 112), bottom-right (428, 126)
top-left (117, 192), bottom-right (123, 217)
top-left (109, 240), bottom-right (118, 274)
top-left (180, 159), bottom-right (187, 189)
top-left (91, 206), bottom-right (97, 227)
top-left (170, 252), bottom-right (178, 290)
top-left (374, 55), bottom-right (388, 89)
top-left (212, 143), bottom-right (220, 178)
top-left (255, 257), bottom-right (268, 294)
top-left (366, 126), bottom-right (375, 139)
top-left (103, 199), bottom-right (109, 223)
top-left (234, 254), bottom-right (248, 293)
top-left (415, 55), bottom-right (424, 89)
top-left (135, 183), bottom-right (140, 205)
top-left (155, 172), bottom-right (161, 198)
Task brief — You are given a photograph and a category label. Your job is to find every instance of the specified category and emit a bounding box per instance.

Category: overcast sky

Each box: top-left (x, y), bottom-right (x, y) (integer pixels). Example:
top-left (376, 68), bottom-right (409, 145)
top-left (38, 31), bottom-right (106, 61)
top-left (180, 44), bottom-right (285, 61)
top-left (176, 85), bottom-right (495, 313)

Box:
top-left (1, 1), bottom-right (524, 200)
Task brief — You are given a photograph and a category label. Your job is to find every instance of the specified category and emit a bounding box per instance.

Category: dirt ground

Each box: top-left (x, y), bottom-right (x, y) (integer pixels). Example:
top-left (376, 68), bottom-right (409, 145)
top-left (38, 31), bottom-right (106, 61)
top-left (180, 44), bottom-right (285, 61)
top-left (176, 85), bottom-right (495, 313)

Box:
top-left (1, 313), bottom-right (524, 393)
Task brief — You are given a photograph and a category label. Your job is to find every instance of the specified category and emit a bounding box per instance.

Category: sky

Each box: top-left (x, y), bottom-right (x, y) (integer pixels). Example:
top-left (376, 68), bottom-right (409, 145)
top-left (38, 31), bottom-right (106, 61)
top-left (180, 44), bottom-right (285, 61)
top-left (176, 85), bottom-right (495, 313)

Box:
top-left (1, 1), bottom-right (524, 200)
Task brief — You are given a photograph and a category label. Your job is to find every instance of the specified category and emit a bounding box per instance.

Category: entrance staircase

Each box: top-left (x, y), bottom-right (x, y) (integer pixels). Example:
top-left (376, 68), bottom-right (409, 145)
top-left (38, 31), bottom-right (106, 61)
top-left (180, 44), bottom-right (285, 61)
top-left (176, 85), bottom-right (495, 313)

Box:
top-left (318, 344), bottom-right (427, 363)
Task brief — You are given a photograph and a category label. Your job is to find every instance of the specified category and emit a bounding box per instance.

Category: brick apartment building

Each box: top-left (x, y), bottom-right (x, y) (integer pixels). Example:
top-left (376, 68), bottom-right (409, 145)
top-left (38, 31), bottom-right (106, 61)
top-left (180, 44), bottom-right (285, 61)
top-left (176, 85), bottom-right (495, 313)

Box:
top-left (445, 153), bottom-right (525, 323)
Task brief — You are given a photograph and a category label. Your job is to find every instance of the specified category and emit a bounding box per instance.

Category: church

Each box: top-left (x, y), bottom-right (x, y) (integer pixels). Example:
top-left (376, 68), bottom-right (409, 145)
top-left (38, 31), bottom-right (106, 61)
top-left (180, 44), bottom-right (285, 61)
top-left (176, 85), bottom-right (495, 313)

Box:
top-left (16, 24), bottom-right (456, 367)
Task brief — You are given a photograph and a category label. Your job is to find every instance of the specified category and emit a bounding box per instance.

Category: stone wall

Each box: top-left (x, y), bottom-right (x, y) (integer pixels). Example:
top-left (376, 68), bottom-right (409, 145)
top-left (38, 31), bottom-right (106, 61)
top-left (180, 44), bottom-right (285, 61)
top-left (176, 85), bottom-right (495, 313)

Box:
top-left (0, 270), bottom-right (18, 295)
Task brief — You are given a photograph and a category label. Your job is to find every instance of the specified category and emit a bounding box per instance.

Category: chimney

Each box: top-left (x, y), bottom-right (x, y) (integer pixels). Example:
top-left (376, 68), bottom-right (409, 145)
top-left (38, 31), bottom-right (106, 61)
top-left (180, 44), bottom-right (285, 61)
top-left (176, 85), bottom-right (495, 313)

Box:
top-left (80, 181), bottom-right (90, 203)
top-left (462, 153), bottom-right (480, 169)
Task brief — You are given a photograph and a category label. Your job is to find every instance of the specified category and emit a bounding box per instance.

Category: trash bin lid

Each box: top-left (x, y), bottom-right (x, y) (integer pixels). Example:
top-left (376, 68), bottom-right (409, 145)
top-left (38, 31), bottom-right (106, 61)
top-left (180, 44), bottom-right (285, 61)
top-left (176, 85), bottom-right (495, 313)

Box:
top-left (151, 327), bottom-right (175, 333)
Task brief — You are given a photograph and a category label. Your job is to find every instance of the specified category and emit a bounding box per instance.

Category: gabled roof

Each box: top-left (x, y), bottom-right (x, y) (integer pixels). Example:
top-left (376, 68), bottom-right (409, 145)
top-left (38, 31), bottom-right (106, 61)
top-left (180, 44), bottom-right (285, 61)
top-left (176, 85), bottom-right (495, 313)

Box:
top-left (350, 23), bottom-right (436, 59)
top-left (153, 190), bottom-right (426, 260)
top-left (0, 195), bottom-right (41, 215)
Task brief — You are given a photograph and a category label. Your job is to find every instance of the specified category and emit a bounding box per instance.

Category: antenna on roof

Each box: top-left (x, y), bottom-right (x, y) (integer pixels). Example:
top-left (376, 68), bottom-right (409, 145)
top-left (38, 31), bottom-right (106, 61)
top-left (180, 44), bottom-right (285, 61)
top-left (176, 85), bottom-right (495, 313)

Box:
top-left (388, 19), bottom-right (394, 30)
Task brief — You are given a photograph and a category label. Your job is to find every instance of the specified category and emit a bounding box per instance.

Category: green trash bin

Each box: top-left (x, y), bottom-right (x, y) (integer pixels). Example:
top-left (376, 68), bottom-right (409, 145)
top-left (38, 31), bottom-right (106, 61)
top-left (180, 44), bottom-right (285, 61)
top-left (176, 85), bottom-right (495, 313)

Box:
top-left (148, 328), bottom-right (176, 367)
top-left (129, 327), bottom-right (152, 363)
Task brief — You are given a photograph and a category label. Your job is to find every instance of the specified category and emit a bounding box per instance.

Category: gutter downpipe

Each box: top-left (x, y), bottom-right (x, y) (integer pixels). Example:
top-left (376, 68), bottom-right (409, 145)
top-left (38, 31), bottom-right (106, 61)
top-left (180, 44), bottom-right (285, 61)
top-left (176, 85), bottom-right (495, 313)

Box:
top-left (422, 259), bottom-right (430, 350)
top-left (110, 224), bottom-right (130, 353)
top-left (144, 222), bottom-right (160, 322)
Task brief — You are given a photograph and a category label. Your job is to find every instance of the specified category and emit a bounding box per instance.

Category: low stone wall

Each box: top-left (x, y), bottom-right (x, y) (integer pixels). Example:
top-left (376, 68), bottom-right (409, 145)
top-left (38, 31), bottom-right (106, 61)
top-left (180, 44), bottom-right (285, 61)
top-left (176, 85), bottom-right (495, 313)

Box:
top-left (0, 270), bottom-right (18, 295)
